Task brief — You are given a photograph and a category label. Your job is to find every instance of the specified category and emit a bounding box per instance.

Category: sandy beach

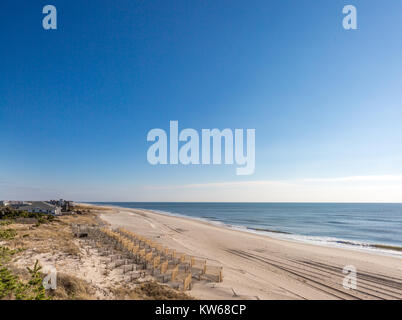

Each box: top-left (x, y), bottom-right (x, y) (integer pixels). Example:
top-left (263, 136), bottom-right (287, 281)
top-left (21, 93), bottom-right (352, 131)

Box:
top-left (95, 204), bottom-right (402, 300)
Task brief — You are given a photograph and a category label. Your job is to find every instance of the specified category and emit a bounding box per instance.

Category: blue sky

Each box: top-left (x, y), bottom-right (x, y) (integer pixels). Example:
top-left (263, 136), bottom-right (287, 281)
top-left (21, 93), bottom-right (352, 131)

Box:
top-left (1, 1), bottom-right (402, 201)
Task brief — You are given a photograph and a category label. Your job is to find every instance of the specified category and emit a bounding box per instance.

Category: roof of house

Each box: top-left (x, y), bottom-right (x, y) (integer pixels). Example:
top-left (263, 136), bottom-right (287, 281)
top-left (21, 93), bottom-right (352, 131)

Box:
top-left (18, 201), bottom-right (59, 211)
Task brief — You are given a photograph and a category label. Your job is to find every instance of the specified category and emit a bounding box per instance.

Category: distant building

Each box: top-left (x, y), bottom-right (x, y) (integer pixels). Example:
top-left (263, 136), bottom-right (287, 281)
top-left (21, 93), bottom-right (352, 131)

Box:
top-left (48, 199), bottom-right (73, 212)
top-left (18, 201), bottom-right (61, 216)
top-left (3, 200), bottom-right (27, 207)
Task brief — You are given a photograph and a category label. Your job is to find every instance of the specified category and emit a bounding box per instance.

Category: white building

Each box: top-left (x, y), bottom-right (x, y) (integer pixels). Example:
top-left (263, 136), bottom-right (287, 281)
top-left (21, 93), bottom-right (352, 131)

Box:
top-left (3, 200), bottom-right (25, 207)
top-left (20, 201), bottom-right (61, 215)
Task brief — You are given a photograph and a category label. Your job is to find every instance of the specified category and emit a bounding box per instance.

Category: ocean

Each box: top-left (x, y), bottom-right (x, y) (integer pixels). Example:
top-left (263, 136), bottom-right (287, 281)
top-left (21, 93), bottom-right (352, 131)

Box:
top-left (90, 202), bottom-right (402, 254)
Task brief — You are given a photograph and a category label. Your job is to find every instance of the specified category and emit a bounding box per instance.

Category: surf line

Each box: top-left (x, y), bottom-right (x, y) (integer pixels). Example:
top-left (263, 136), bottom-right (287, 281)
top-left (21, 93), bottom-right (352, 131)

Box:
top-left (147, 121), bottom-right (255, 175)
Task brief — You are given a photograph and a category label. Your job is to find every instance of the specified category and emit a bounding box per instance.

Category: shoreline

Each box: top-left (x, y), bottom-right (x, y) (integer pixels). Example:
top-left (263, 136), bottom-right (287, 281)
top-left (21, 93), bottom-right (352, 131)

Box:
top-left (84, 202), bottom-right (402, 258)
top-left (82, 203), bottom-right (402, 300)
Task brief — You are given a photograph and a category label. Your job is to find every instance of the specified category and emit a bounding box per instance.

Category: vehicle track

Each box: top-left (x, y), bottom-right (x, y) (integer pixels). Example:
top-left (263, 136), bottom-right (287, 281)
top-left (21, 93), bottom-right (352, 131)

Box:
top-left (225, 248), bottom-right (402, 300)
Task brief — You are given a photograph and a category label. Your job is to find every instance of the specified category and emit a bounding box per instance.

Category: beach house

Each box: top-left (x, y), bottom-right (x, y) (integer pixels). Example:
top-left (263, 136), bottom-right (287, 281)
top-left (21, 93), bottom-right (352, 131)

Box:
top-left (18, 201), bottom-right (61, 215)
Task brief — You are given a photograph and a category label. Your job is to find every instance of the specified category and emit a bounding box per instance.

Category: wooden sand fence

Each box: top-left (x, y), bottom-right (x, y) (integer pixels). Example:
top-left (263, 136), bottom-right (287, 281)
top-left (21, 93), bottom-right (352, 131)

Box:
top-left (87, 227), bottom-right (223, 290)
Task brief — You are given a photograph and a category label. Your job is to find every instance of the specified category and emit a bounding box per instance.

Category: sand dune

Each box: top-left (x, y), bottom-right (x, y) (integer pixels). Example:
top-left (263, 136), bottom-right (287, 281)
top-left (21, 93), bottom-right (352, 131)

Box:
top-left (96, 205), bottom-right (402, 300)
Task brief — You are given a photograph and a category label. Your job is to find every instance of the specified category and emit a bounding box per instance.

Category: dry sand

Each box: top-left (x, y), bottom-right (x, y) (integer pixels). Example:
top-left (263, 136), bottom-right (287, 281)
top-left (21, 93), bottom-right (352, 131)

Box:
top-left (94, 204), bottom-right (402, 300)
top-left (12, 238), bottom-right (141, 299)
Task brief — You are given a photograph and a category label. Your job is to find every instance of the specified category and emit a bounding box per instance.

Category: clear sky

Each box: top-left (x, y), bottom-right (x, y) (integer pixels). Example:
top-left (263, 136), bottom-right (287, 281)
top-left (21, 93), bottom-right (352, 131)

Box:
top-left (1, 0), bottom-right (402, 202)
